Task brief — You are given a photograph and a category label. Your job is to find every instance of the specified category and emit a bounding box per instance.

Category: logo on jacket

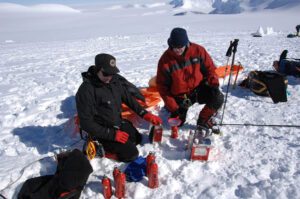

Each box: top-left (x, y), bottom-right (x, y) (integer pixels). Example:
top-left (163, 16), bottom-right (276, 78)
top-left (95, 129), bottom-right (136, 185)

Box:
top-left (191, 58), bottom-right (199, 63)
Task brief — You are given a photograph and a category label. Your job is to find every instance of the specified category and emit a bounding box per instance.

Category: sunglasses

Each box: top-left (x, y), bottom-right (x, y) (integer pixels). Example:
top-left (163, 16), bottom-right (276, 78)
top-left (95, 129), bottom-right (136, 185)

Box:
top-left (172, 45), bottom-right (185, 49)
top-left (102, 71), bottom-right (112, 77)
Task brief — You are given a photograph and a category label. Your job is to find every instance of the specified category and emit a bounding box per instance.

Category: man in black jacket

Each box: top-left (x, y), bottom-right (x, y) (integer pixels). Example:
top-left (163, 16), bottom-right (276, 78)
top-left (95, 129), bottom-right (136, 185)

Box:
top-left (76, 53), bottom-right (162, 162)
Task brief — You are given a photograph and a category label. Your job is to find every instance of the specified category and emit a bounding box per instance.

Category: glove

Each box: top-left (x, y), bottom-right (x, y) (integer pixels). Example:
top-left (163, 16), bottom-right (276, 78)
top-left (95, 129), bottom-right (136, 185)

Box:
top-left (143, 112), bottom-right (162, 125)
top-left (115, 130), bottom-right (129, 144)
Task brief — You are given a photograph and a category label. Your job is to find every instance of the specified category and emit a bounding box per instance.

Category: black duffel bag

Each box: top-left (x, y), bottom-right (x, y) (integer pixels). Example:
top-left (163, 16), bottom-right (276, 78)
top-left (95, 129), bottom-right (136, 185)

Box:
top-left (18, 149), bottom-right (93, 199)
top-left (240, 70), bottom-right (288, 103)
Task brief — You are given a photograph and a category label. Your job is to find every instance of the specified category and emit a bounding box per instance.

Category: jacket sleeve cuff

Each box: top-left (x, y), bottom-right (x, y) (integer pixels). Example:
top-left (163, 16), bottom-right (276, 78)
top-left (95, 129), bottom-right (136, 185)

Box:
top-left (139, 109), bottom-right (148, 117)
top-left (105, 128), bottom-right (116, 141)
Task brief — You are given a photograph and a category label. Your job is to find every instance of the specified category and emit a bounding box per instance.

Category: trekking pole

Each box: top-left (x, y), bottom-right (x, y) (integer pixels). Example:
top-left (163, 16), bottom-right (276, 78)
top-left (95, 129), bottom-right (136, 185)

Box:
top-left (232, 61), bottom-right (242, 89)
top-left (220, 123), bottom-right (300, 128)
top-left (222, 41), bottom-right (233, 86)
top-left (220, 39), bottom-right (239, 125)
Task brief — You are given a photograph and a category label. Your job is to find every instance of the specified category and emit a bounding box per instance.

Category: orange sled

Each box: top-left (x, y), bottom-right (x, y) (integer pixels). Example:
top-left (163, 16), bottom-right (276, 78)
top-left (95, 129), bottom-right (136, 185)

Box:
top-left (122, 87), bottom-right (162, 119)
top-left (215, 65), bottom-right (244, 78)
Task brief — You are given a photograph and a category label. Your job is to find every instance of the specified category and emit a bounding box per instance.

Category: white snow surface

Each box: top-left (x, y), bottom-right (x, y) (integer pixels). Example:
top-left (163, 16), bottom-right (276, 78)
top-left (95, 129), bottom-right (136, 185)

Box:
top-left (0, 1), bottom-right (300, 199)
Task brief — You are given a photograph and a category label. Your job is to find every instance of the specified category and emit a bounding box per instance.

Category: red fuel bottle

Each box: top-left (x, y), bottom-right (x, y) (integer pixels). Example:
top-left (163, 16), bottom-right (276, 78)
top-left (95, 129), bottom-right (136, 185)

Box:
top-left (171, 126), bottom-right (178, 139)
top-left (146, 152), bottom-right (156, 177)
top-left (113, 166), bottom-right (120, 182)
top-left (115, 172), bottom-right (126, 198)
top-left (102, 175), bottom-right (112, 199)
top-left (148, 160), bottom-right (159, 189)
top-left (153, 125), bottom-right (163, 142)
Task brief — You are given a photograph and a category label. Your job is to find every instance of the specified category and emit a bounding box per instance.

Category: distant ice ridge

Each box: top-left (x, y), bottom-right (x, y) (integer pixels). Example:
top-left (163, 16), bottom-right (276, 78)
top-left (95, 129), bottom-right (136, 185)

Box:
top-left (0, 3), bottom-right (81, 13)
top-left (169, 0), bottom-right (300, 14)
top-left (106, 2), bottom-right (166, 10)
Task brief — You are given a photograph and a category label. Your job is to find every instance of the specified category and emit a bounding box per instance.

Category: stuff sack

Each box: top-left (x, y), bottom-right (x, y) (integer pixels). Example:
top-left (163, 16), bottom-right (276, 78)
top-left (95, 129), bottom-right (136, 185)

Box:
top-left (18, 149), bottom-right (93, 199)
top-left (240, 71), bottom-right (288, 103)
top-left (124, 156), bottom-right (146, 182)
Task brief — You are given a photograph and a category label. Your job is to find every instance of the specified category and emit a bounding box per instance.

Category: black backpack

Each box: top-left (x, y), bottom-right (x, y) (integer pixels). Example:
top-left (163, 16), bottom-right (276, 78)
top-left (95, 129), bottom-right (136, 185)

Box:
top-left (18, 149), bottom-right (93, 199)
top-left (240, 71), bottom-right (288, 103)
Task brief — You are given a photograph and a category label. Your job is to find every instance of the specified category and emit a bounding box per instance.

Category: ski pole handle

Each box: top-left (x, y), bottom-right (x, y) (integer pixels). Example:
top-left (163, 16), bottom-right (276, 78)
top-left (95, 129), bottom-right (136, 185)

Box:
top-left (225, 41), bottom-right (233, 57)
top-left (231, 39), bottom-right (239, 53)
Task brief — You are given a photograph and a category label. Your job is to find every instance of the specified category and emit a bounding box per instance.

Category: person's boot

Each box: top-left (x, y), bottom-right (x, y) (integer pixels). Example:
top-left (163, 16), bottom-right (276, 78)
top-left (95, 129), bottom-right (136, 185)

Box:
top-left (197, 106), bottom-right (216, 130)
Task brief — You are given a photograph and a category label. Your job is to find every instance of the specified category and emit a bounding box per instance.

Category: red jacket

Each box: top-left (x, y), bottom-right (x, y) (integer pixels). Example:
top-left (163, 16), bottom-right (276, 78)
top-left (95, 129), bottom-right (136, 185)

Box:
top-left (156, 42), bottom-right (219, 112)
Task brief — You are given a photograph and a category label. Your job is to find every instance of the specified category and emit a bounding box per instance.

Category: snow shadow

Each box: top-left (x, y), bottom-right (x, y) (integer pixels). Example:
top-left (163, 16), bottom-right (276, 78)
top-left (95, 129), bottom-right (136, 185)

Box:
top-left (12, 125), bottom-right (73, 154)
top-left (221, 85), bottom-right (272, 103)
top-left (161, 144), bottom-right (189, 160)
top-left (12, 96), bottom-right (81, 155)
top-left (85, 180), bottom-right (102, 196)
top-left (220, 84), bottom-right (252, 98)
top-left (286, 76), bottom-right (300, 86)
top-left (57, 95), bottom-right (77, 119)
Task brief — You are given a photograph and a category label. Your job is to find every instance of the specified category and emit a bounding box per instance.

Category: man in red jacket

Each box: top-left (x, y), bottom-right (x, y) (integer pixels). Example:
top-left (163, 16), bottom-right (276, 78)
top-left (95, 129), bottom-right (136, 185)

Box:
top-left (156, 27), bottom-right (224, 129)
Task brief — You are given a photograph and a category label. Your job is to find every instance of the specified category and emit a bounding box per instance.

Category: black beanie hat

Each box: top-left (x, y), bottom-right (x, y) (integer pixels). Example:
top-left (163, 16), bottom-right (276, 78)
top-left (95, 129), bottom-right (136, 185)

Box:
top-left (168, 27), bottom-right (189, 47)
top-left (95, 53), bottom-right (120, 75)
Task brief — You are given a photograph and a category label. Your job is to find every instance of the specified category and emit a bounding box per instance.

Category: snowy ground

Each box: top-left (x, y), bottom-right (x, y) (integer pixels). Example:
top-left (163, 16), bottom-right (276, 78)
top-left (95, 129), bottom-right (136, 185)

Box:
top-left (0, 1), bottom-right (300, 199)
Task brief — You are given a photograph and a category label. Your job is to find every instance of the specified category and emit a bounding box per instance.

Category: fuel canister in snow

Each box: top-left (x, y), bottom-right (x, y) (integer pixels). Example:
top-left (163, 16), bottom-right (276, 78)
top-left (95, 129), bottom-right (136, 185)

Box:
top-left (153, 125), bottom-right (163, 142)
top-left (148, 160), bottom-right (159, 189)
top-left (115, 172), bottom-right (126, 198)
top-left (146, 152), bottom-right (156, 177)
top-left (102, 175), bottom-right (113, 199)
top-left (168, 117), bottom-right (182, 139)
top-left (113, 166), bottom-right (120, 182)
top-left (149, 125), bottom-right (163, 143)
top-left (190, 130), bottom-right (212, 161)
top-left (171, 126), bottom-right (178, 139)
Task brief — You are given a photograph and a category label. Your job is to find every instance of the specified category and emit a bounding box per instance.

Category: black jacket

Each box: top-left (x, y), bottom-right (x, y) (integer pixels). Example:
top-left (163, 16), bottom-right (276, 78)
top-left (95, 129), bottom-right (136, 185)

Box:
top-left (75, 66), bottom-right (147, 141)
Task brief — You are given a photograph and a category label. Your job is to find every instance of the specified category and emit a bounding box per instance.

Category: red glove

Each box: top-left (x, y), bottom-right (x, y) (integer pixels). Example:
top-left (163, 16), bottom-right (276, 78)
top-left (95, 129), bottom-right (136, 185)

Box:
top-left (115, 130), bottom-right (129, 144)
top-left (143, 112), bottom-right (162, 125)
